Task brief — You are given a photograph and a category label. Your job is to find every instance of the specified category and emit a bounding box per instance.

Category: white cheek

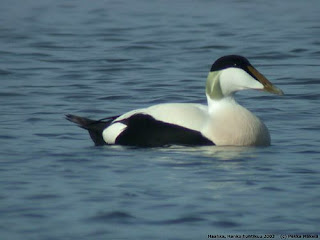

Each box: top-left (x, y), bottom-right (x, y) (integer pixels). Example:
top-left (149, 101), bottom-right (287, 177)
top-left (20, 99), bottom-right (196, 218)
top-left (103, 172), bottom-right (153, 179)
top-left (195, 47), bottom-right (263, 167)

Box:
top-left (220, 68), bottom-right (263, 95)
top-left (102, 122), bottom-right (127, 144)
top-left (241, 72), bottom-right (264, 90)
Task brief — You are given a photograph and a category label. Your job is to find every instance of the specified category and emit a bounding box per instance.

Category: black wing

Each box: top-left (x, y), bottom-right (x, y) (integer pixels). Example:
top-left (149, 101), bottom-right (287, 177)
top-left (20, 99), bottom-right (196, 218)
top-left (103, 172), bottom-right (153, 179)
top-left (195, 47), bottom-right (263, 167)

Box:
top-left (115, 114), bottom-right (214, 147)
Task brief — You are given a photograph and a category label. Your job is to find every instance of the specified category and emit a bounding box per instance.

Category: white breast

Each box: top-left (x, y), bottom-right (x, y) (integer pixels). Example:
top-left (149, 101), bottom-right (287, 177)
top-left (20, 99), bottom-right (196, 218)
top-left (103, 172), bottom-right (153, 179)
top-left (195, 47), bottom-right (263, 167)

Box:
top-left (202, 98), bottom-right (270, 146)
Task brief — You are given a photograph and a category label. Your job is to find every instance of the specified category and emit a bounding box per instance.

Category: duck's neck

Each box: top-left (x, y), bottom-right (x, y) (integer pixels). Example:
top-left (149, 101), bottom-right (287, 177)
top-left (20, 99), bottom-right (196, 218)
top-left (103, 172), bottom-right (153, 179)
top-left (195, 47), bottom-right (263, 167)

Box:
top-left (206, 94), bottom-right (237, 115)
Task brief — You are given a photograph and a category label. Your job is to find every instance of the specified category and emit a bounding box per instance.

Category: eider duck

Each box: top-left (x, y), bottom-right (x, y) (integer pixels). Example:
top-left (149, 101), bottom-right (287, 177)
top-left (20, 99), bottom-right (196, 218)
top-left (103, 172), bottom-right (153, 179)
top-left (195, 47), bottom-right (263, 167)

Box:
top-left (66, 55), bottom-right (283, 147)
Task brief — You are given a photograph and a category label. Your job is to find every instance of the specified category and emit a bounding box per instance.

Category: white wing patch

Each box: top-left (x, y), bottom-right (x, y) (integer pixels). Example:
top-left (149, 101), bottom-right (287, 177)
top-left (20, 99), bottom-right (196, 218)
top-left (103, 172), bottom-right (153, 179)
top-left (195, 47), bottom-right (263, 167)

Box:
top-left (102, 122), bottom-right (127, 144)
top-left (144, 103), bottom-right (208, 131)
top-left (112, 103), bottom-right (208, 132)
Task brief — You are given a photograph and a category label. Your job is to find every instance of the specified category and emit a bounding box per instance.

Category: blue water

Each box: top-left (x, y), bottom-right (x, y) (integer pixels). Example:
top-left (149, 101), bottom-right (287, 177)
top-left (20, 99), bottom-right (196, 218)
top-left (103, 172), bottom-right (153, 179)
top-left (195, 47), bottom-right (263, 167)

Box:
top-left (1, 0), bottom-right (320, 239)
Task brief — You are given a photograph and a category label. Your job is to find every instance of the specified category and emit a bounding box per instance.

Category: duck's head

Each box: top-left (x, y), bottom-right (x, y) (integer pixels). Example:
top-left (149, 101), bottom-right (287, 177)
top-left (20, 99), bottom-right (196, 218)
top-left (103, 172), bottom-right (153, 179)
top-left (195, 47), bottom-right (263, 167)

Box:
top-left (206, 55), bottom-right (284, 100)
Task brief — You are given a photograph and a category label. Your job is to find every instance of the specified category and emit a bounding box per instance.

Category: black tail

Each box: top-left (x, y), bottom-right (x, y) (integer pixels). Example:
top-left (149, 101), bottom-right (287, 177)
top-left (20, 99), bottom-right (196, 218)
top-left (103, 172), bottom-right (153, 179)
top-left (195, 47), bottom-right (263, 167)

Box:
top-left (65, 114), bottom-right (118, 146)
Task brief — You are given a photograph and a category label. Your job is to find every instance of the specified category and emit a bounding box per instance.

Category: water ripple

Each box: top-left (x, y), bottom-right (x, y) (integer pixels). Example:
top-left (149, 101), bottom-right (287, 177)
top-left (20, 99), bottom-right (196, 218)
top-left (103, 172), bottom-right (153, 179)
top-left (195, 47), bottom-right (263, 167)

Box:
top-left (88, 211), bottom-right (136, 224)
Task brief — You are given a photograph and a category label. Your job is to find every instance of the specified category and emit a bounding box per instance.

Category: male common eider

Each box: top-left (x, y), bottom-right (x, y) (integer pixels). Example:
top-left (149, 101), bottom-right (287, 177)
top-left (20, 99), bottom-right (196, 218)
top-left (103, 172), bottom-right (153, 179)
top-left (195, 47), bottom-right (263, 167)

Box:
top-left (66, 55), bottom-right (283, 147)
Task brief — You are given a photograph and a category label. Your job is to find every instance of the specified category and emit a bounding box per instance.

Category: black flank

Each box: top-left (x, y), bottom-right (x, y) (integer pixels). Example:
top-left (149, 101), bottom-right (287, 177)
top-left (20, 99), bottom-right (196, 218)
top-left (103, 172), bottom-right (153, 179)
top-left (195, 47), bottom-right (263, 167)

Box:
top-left (115, 114), bottom-right (214, 147)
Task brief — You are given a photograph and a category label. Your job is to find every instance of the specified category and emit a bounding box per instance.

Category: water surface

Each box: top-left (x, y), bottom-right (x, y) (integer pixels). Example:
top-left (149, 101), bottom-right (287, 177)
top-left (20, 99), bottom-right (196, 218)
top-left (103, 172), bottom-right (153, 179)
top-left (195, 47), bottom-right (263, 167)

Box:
top-left (1, 0), bottom-right (320, 239)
